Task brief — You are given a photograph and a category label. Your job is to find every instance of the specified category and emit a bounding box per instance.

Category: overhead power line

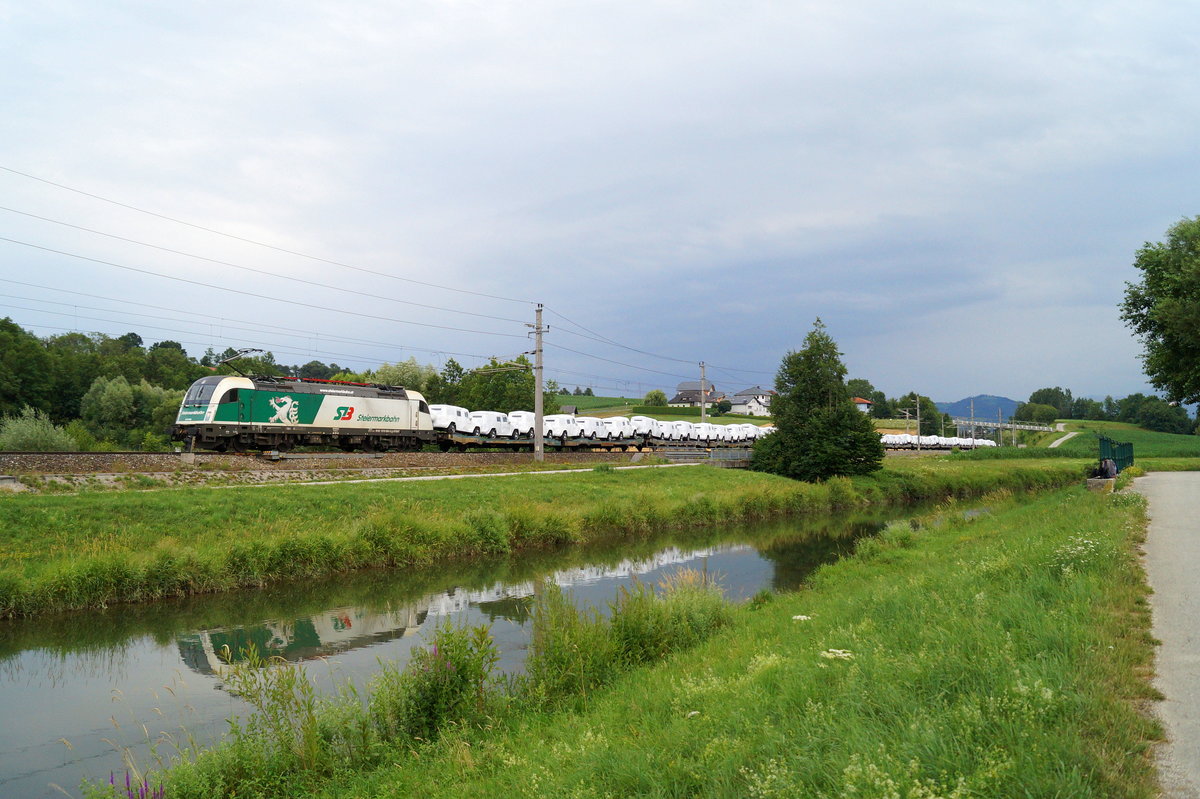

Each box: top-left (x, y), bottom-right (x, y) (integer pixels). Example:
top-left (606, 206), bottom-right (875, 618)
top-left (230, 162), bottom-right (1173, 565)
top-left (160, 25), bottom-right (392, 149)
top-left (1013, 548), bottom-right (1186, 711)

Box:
top-left (0, 291), bottom-right (497, 363)
top-left (10, 306), bottom-right (513, 371)
top-left (546, 305), bottom-right (775, 378)
top-left (0, 236), bottom-right (525, 339)
top-left (0, 205), bottom-right (524, 324)
top-left (545, 341), bottom-right (694, 381)
top-left (0, 164), bottom-right (533, 304)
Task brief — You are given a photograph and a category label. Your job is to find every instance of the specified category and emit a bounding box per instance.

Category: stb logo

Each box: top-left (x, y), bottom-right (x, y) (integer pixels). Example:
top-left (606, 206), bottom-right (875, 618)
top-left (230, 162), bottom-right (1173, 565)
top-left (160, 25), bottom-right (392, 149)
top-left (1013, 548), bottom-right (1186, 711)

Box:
top-left (335, 406), bottom-right (355, 421)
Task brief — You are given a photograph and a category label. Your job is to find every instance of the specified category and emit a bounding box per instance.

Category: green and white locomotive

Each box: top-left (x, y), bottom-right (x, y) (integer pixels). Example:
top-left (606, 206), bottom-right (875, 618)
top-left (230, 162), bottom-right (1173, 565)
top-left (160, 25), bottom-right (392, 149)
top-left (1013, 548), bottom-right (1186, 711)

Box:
top-left (173, 375), bottom-right (434, 452)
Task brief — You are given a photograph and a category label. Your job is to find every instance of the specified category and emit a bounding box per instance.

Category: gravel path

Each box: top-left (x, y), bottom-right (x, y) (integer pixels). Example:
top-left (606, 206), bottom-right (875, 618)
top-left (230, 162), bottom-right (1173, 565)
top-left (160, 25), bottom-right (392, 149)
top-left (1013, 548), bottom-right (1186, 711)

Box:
top-left (1136, 472), bottom-right (1200, 798)
top-left (1047, 431), bottom-right (1079, 448)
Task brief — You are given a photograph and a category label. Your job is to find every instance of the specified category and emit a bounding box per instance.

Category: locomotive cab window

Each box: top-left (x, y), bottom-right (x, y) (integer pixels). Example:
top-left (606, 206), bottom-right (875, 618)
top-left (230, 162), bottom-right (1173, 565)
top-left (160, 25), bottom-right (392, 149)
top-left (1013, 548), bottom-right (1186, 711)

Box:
top-left (418, 400), bottom-right (430, 414)
top-left (218, 389), bottom-right (239, 404)
top-left (183, 378), bottom-right (221, 406)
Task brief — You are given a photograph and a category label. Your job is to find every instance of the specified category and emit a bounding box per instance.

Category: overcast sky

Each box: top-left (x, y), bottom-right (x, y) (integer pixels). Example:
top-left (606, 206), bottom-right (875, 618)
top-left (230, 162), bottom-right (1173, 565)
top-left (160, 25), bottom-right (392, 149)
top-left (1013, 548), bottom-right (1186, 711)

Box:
top-left (2, 0), bottom-right (1198, 402)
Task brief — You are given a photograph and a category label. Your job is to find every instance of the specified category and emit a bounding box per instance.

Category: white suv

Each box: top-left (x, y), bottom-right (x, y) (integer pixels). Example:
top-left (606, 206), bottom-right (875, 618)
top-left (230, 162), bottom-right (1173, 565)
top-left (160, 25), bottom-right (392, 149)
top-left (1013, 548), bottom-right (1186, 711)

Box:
top-left (575, 416), bottom-right (606, 440)
top-left (602, 417), bottom-right (634, 440)
top-left (467, 410), bottom-right (514, 438)
top-left (429, 404), bottom-right (470, 433)
top-left (508, 411), bottom-right (536, 438)
top-left (542, 414), bottom-right (581, 440)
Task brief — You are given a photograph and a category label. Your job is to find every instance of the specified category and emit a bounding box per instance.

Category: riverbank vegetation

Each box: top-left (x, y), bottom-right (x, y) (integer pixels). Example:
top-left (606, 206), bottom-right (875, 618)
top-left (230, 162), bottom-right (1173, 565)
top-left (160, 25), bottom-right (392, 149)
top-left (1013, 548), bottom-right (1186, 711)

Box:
top-left (106, 482), bottom-right (1157, 798)
top-left (0, 460), bottom-right (1083, 618)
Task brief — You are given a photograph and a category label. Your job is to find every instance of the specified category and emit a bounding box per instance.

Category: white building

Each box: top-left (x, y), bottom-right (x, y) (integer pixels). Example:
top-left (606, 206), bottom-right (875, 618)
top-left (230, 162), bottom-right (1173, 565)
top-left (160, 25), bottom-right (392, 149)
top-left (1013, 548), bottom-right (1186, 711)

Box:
top-left (729, 386), bottom-right (774, 417)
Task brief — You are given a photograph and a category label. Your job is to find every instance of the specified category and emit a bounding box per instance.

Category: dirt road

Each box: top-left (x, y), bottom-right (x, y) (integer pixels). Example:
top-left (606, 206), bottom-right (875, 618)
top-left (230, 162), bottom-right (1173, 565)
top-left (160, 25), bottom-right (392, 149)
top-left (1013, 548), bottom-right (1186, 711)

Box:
top-left (1136, 472), bottom-right (1200, 797)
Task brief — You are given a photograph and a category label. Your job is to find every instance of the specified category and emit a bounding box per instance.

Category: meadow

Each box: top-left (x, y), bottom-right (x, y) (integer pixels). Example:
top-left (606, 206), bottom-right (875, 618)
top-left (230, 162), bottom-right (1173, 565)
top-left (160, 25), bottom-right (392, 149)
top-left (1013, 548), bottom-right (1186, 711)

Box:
top-left (1056, 420), bottom-right (1200, 459)
top-left (113, 480), bottom-right (1158, 798)
top-left (0, 460), bottom-right (1083, 617)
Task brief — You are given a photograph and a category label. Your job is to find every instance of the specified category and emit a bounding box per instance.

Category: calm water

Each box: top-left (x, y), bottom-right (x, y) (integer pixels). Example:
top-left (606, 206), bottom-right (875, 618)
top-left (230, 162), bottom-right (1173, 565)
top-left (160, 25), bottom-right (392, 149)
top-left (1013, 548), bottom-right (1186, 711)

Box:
top-left (0, 511), bottom-right (907, 798)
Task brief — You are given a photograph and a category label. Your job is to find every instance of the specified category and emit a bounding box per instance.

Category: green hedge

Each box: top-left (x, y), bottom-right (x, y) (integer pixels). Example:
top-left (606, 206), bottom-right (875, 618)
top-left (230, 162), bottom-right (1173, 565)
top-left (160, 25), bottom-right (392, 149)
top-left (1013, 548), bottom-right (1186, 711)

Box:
top-left (632, 405), bottom-right (702, 416)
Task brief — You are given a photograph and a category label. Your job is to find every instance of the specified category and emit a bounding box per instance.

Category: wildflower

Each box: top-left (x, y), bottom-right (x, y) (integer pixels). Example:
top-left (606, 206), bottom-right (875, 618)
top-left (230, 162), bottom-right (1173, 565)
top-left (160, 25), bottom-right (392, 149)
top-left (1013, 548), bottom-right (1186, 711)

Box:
top-left (792, 614), bottom-right (812, 621)
top-left (687, 710), bottom-right (701, 718)
top-left (819, 648), bottom-right (854, 660)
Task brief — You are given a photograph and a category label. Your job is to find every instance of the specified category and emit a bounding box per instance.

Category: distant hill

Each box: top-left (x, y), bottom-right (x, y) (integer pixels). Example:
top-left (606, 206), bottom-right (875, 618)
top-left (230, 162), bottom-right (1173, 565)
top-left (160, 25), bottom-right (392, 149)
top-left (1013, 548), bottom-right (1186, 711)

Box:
top-left (935, 394), bottom-right (1019, 421)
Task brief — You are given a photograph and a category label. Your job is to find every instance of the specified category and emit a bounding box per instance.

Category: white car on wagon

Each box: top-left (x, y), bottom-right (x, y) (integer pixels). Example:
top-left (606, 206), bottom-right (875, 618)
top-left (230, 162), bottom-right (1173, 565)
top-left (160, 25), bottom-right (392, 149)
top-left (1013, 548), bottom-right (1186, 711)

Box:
top-left (575, 416), bottom-right (607, 440)
top-left (429, 404), bottom-right (471, 434)
top-left (630, 416), bottom-right (660, 438)
top-left (542, 414), bottom-right (581, 440)
top-left (467, 410), bottom-right (513, 438)
top-left (507, 411), bottom-right (537, 438)
top-left (602, 417), bottom-right (634, 440)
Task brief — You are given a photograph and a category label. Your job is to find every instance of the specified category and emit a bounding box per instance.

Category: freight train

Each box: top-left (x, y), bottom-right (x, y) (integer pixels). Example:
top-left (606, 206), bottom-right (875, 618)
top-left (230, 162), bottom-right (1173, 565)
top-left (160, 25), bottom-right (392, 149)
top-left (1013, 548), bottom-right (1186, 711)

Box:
top-left (171, 374), bottom-right (769, 453)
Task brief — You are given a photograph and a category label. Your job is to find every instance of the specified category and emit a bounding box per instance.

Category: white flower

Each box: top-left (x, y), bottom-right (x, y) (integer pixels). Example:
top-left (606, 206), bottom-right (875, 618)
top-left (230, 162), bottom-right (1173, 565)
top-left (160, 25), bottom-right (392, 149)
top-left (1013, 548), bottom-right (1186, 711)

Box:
top-left (686, 710), bottom-right (701, 718)
top-left (820, 648), bottom-right (854, 660)
top-left (792, 614), bottom-right (812, 621)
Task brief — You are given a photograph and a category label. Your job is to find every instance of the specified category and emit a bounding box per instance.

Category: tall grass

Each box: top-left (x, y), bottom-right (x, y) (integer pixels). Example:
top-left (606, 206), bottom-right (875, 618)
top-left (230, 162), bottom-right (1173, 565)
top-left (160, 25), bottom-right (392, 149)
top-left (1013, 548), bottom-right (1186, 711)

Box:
top-left (123, 571), bottom-right (731, 799)
top-left (0, 462), bottom-right (1085, 617)
top-left (292, 487), bottom-right (1158, 799)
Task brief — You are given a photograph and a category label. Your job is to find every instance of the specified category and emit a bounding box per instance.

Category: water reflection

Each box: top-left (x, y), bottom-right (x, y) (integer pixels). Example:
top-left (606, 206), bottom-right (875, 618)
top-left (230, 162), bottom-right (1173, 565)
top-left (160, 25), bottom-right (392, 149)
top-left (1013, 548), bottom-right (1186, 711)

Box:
top-left (0, 509), bottom-right (905, 798)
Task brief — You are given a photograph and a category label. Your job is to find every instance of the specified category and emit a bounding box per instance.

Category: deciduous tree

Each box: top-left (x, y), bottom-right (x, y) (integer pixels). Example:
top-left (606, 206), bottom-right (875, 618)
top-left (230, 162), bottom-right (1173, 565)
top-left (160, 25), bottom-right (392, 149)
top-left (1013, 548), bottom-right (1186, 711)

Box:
top-left (643, 389), bottom-right (668, 406)
top-left (1122, 216), bottom-right (1200, 402)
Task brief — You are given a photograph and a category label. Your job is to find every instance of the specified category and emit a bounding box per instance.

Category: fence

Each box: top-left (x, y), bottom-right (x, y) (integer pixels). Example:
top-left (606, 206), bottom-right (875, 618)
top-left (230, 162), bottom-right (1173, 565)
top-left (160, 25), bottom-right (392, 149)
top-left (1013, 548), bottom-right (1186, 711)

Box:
top-left (1098, 435), bottom-right (1135, 473)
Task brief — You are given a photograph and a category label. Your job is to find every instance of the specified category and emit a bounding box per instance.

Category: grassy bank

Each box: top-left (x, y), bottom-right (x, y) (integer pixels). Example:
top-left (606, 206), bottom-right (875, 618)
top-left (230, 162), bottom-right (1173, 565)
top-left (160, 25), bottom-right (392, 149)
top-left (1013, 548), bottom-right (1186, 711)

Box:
top-left (323, 486), bottom-right (1159, 798)
top-left (126, 479), bottom-right (1157, 798)
top-left (0, 461), bottom-right (1083, 618)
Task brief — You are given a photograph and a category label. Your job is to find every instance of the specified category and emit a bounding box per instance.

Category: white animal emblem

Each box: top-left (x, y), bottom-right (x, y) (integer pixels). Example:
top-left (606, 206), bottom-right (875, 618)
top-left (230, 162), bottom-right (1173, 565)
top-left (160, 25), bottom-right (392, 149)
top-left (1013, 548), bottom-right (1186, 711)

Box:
top-left (268, 396), bottom-right (300, 425)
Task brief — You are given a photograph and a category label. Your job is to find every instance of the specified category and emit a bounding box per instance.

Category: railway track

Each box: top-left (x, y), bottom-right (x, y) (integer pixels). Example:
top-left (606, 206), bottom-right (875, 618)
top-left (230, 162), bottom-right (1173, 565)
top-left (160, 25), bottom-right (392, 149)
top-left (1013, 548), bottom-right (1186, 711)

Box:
top-left (0, 444), bottom-right (742, 479)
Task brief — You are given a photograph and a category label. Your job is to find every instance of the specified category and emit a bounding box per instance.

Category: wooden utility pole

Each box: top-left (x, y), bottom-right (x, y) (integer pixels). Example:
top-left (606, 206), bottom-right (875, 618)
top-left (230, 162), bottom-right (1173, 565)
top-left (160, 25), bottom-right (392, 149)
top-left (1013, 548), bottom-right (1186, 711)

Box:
top-left (699, 362), bottom-right (708, 423)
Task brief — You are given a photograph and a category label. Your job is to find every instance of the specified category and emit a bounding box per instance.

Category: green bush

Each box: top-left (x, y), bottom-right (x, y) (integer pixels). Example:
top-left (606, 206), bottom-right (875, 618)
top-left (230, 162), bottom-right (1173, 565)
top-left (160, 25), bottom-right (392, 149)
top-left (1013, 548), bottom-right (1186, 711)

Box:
top-left (370, 624), bottom-right (500, 742)
top-left (0, 406), bottom-right (76, 451)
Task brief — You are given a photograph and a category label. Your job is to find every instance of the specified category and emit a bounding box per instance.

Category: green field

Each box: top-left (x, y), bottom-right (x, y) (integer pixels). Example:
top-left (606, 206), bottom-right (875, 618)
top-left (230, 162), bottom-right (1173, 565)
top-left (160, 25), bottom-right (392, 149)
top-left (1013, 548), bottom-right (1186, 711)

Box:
top-left (556, 395), bottom-right (635, 412)
top-left (1057, 420), bottom-right (1200, 459)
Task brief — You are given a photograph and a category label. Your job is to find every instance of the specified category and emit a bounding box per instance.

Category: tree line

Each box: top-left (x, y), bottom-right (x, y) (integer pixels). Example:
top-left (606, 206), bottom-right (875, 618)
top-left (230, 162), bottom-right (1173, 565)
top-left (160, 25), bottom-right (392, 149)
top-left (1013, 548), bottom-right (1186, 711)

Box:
top-left (1011, 386), bottom-right (1194, 434)
top-left (0, 319), bottom-right (557, 451)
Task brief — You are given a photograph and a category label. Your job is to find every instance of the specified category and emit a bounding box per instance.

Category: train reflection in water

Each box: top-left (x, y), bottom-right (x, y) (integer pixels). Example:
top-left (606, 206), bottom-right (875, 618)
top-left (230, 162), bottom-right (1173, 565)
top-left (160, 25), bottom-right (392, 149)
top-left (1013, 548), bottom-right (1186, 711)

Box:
top-left (177, 545), bottom-right (717, 676)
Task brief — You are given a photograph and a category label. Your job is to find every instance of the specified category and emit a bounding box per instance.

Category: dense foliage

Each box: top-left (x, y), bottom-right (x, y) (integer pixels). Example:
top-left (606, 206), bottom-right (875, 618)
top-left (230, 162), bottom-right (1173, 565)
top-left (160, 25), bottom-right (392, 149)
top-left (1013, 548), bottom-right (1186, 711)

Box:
top-left (753, 320), bottom-right (883, 481)
top-left (1122, 215), bottom-right (1200, 403)
top-left (1014, 385), bottom-right (1194, 434)
top-left (642, 389), bottom-right (668, 406)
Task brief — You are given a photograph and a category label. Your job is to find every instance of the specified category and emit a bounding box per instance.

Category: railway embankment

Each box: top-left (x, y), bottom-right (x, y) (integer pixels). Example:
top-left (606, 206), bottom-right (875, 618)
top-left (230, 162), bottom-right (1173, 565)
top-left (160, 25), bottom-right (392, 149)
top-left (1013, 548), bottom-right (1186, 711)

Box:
top-left (0, 450), bottom-right (646, 491)
top-left (0, 460), bottom-right (1084, 618)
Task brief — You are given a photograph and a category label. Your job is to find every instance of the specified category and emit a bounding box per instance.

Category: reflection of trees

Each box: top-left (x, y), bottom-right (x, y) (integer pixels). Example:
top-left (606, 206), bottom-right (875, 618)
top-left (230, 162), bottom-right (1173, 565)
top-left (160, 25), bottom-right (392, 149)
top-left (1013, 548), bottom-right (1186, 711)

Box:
top-left (755, 517), bottom-right (888, 593)
top-left (475, 596), bottom-right (534, 625)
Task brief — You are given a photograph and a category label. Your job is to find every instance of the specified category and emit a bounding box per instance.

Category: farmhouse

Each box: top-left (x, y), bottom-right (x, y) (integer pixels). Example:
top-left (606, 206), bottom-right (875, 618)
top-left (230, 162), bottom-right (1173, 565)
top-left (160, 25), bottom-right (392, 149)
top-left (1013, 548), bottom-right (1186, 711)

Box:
top-left (852, 396), bottom-right (873, 414)
top-left (730, 386), bottom-right (774, 417)
top-left (668, 381), bottom-right (723, 407)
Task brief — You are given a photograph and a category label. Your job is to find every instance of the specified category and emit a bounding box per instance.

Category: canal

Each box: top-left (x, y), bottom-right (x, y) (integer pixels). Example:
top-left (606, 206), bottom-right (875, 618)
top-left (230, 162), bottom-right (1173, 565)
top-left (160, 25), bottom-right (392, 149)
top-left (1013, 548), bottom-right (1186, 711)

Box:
top-left (0, 508), bottom-right (915, 798)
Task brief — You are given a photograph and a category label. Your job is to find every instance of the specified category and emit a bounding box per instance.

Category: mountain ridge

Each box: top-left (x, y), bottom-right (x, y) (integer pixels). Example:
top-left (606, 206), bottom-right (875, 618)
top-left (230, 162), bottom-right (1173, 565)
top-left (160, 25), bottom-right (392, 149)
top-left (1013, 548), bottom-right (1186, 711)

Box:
top-left (935, 394), bottom-right (1019, 421)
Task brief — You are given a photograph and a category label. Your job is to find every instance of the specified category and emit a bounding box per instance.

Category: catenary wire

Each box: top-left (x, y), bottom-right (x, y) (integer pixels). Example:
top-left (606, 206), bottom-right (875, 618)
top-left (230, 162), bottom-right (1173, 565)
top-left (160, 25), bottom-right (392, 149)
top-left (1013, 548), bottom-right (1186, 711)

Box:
top-left (11, 309), bottom-right (516, 372)
top-left (0, 293), bottom-right (498, 363)
top-left (0, 236), bottom-right (525, 339)
top-left (0, 205), bottom-right (524, 324)
top-left (0, 164), bottom-right (533, 304)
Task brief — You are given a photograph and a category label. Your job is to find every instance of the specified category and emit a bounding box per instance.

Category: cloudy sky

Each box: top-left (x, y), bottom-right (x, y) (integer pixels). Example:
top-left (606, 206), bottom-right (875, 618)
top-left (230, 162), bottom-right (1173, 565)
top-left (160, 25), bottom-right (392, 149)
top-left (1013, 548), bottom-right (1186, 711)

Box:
top-left (2, 0), bottom-right (1198, 403)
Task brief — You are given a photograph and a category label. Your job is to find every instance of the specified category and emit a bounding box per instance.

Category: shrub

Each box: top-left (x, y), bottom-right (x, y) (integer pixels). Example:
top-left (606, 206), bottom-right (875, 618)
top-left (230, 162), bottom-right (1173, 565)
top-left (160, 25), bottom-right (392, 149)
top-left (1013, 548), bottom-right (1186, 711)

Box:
top-left (523, 585), bottom-right (618, 703)
top-left (0, 406), bottom-right (76, 451)
top-left (370, 624), bottom-right (500, 742)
